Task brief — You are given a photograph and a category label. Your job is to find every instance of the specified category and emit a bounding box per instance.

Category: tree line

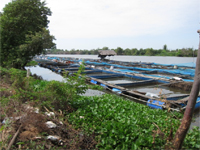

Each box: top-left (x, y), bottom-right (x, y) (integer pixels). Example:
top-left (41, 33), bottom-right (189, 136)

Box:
top-left (46, 45), bottom-right (198, 57)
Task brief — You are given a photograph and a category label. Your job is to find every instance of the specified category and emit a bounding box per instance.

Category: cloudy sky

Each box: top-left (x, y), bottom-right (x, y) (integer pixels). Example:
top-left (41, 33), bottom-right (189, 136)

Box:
top-left (1, 0), bottom-right (200, 50)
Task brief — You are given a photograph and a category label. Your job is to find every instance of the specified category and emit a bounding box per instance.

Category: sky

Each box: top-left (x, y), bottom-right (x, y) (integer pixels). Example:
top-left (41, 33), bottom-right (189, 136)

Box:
top-left (1, 0), bottom-right (200, 50)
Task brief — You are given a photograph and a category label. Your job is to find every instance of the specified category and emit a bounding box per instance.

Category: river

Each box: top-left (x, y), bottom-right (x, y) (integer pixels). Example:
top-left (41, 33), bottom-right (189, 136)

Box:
top-left (27, 55), bottom-right (199, 128)
top-left (47, 54), bottom-right (197, 65)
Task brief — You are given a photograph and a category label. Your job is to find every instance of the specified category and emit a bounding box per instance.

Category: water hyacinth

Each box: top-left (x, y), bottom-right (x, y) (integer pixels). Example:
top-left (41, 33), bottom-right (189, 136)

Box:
top-left (68, 94), bottom-right (199, 149)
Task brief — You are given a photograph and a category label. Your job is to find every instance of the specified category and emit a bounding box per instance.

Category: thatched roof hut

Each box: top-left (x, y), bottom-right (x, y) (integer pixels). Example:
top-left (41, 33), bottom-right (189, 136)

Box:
top-left (98, 50), bottom-right (117, 59)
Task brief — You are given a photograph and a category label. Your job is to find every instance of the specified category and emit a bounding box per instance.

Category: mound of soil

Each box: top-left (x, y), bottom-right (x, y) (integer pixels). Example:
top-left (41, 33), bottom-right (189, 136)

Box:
top-left (167, 82), bottom-right (193, 91)
top-left (2, 111), bottom-right (97, 150)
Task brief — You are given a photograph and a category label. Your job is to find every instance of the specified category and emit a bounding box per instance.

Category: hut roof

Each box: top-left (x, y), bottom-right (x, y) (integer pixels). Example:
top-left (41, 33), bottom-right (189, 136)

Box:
top-left (98, 50), bottom-right (117, 56)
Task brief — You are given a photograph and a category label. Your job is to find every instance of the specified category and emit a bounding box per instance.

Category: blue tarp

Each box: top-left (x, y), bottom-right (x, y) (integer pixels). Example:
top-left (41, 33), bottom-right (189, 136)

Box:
top-left (112, 88), bottom-right (121, 93)
top-left (195, 97), bottom-right (200, 109)
top-left (90, 80), bottom-right (97, 84)
top-left (147, 100), bottom-right (165, 109)
top-left (100, 83), bottom-right (107, 88)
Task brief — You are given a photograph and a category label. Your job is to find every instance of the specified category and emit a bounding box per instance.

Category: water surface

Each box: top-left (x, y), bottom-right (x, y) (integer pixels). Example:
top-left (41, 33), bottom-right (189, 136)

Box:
top-left (47, 54), bottom-right (197, 65)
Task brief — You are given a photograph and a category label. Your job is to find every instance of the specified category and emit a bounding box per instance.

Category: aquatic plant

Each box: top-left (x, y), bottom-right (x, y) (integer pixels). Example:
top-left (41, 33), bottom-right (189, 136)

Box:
top-left (68, 94), bottom-right (199, 149)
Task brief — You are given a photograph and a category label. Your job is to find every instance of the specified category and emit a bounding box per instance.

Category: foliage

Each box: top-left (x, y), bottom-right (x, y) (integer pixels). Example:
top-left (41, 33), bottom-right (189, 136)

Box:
top-left (0, 64), bottom-right (88, 111)
top-left (183, 126), bottom-right (200, 149)
top-left (68, 94), bottom-right (200, 149)
top-left (88, 84), bottom-right (104, 91)
top-left (68, 94), bottom-right (181, 149)
top-left (26, 61), bottom-right (38, 66)
top-left (0, 0), bottom-right (55, 69)
top-left (0, 120), bottom-right (12, 149)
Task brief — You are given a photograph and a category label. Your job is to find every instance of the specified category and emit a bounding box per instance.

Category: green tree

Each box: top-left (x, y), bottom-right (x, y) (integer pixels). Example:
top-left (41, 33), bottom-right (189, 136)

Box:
top-left (0, 0), bottom-right (55, 69)
top-left (131, 48), bottom-right (138, 55)
top-left (145, 48), bottom-right (154, 56)
top-left (163, 44), bottom-right (167, 51)
top-left (115, 47), bottom-right (123, 55)
top-left (138, 48), bottom-right (145, 55)
top-left (102, 46), bottom-right (109, 50)
top-left (124, 48), bottom-right (131, 55)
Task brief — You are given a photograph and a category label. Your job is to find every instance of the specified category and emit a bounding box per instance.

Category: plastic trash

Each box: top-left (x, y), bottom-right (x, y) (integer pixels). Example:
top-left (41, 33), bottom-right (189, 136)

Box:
top-left (171, 77), bottom-right (183, 81)
top-left (2, 117), bottom-right (13, 124)
top-left (47, 135), bottom-right (63, 145)
top-left (2, 116), bottom-right (22, 124)
top-left (25, 105), bottom-right (39, 113)
top-left (45, 112), bottom-right (55, 117)
top-left (174, 65), bottom-right (178, 69)
top-left (145, 92), bottom-right (159, 98)
top-left (47, 135), bottom-right (60, 141)
top-left (35, 107), bottom-right (39, 113)
top-left (45, 121), bottom-right (57, 128)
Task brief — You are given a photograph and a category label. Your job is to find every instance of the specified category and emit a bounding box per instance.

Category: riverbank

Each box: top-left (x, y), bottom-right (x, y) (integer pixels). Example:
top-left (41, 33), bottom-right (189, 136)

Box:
top-left (0, 66), bottom-right (199, 149)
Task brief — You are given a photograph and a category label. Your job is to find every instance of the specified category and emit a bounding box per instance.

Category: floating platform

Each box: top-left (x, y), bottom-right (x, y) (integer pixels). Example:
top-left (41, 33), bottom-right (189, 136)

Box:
top-left (34, 56), bottom-right (199, 111)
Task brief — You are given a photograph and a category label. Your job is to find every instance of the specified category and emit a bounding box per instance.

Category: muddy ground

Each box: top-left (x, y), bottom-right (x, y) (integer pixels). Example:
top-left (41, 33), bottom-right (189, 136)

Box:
top-left (167, 81), bottom-right (193, 91)
top-left (0, 81), bottom-right (97, 150)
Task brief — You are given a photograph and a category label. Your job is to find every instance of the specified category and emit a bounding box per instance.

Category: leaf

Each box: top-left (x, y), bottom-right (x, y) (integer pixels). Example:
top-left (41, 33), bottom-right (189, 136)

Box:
top-left (16, 142), bottom-right (25, 145)
top-left (0, 125), bottom-right (4, 131)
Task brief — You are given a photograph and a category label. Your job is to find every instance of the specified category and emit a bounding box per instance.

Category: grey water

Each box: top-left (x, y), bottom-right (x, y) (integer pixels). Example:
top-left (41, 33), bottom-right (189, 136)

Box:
top-left (133, 86), bottom-right (189, 97)
top-left (25, 65), bottom-right (64, 82)
top-left (29, 55), bottom-right (199, 128)
top-left (103, 77), bottom-right (141, 84)
top-left (47, 54), bottom-right (197, 65)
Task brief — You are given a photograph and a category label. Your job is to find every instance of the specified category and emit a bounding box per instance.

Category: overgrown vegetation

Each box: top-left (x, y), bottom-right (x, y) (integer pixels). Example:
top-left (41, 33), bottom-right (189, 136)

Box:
top-left (0, 66), bottom-right (95, 149)
top-left (26, 61), bottom-right (38, 66)
top-left (0, 66), bottom-right (199, 149)
top-left (68, 95), bottom-right (200, 149)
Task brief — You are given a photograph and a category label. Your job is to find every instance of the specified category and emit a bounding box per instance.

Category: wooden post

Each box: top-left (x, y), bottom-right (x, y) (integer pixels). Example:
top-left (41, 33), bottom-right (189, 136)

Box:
top-left (27, 69), bottom-right (30, 77)
top-left (172, 30), bottom-right (200, 149)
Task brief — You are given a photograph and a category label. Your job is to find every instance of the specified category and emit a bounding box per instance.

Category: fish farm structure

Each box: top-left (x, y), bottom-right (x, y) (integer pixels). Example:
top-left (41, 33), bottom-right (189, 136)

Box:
top-left (34, 56), bottom-right (200, 112)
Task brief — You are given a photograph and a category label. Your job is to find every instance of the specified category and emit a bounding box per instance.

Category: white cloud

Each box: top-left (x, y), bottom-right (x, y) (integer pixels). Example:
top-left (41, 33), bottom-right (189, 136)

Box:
top-left (47, 0), bottom-right (199, 39)
top-left (0, 0), bottom-right (12, 11)
top-left (1, 0), bottom-right (199, 40)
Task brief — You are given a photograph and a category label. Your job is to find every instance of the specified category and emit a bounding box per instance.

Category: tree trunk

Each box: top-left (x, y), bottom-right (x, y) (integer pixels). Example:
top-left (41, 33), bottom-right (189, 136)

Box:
top-left (172, 30), bottom-right (200, 149)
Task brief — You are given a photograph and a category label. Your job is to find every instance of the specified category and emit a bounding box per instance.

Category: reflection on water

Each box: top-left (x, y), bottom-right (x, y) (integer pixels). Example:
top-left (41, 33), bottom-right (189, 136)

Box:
top-left (133, 86), bottom-right (189, 97)
top-left (25, 65), bottom-right (64, 82)
top-left (103, 77), bottom-right (141, 84)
